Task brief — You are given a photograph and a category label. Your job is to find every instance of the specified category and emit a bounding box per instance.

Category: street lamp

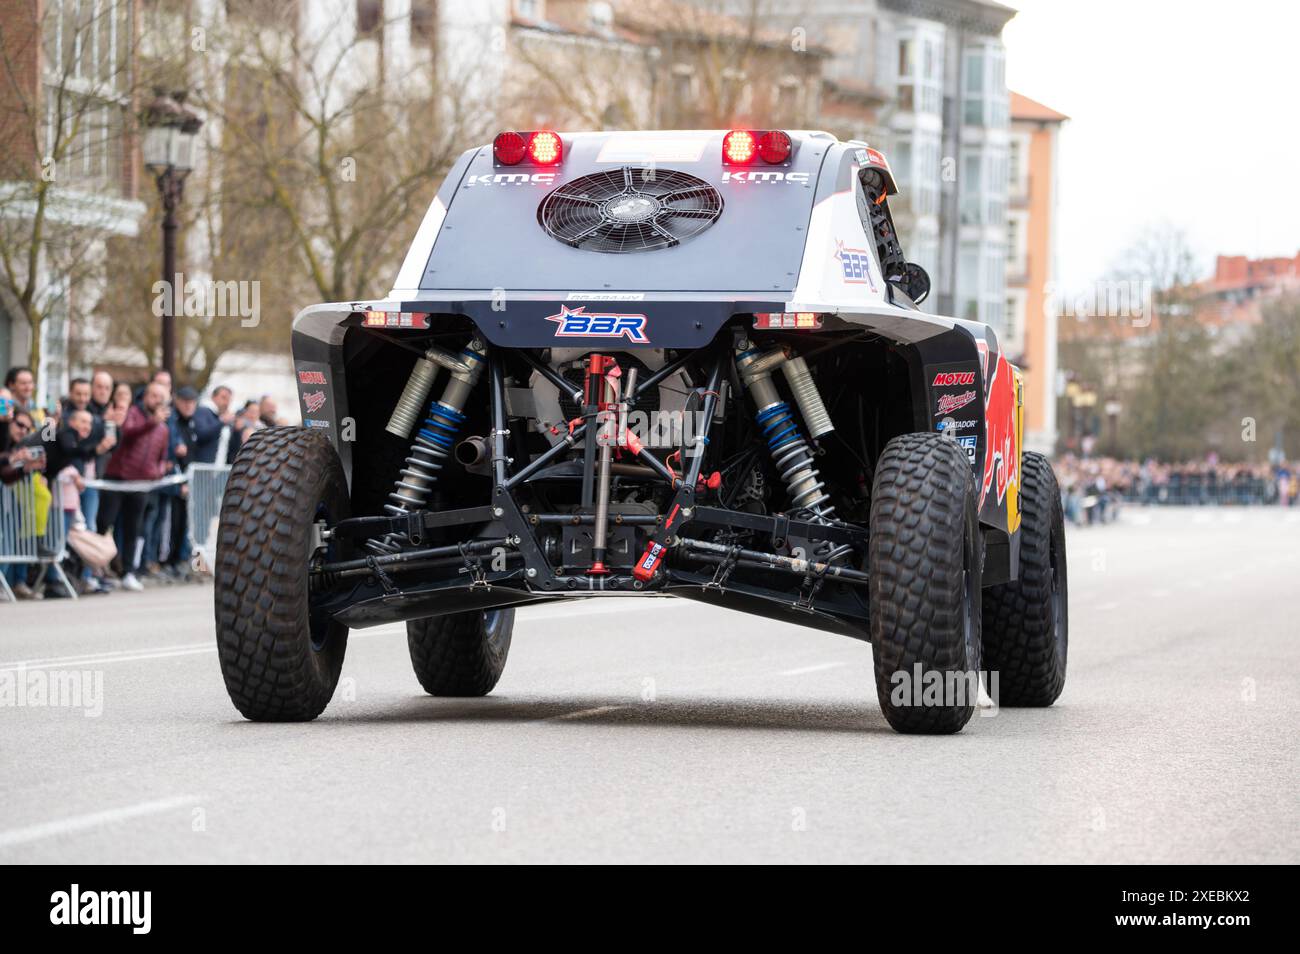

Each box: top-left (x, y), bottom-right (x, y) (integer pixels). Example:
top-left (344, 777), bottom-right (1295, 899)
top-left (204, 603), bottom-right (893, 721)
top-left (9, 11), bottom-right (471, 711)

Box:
top-left (142, 89), bottom-right (202, 380)
top-left (1105, 398), bottom-right (1123, 452)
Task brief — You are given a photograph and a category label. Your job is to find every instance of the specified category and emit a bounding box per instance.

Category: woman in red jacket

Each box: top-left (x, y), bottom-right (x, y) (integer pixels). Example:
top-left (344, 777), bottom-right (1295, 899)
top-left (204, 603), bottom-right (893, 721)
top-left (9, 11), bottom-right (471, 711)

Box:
top-left (96, 382), bottom-right (171, 591)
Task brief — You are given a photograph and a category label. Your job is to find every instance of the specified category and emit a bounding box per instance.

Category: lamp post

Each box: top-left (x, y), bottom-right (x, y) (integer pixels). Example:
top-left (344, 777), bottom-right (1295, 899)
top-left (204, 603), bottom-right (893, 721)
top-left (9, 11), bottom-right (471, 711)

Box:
top-left (1105, 398), bottom-right (1123, 454)
top-left (142, 89), bottom-right (202, 380)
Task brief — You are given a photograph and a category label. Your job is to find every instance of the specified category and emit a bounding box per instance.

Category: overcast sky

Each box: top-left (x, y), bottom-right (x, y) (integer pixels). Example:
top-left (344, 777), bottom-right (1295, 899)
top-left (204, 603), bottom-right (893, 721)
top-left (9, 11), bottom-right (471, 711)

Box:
top-left (1002, 0), bottom-right (1300, 291)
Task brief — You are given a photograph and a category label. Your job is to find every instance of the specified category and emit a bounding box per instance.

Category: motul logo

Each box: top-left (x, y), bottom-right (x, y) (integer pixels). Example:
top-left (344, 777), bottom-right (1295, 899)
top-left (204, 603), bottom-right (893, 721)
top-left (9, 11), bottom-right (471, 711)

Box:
top-left (933, 371), bottom-right (976, 387)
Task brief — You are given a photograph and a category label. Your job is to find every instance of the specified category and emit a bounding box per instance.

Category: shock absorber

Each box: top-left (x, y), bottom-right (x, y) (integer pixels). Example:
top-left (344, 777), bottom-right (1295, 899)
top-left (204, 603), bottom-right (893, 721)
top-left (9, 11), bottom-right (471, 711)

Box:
top-left (736, 342), bottom-right (834, 518)
top-left (366, 339), bottom-right (487, 555)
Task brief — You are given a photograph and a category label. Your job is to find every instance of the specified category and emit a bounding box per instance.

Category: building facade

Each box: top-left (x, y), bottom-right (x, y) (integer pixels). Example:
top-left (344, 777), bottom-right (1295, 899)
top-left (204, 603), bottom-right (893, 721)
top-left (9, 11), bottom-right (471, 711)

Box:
top-left (0, 0), bottom-right (144, 405)
top-left (1007, 90), bottom-right (1066, 455)
top-left (875, 0), bottom-right (1015, 328)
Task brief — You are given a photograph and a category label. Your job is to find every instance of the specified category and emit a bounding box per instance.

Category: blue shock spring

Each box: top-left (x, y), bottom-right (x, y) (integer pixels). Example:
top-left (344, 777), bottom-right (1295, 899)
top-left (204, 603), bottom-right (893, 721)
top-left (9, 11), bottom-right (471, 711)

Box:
top-left (755, 402), bottom-right (832, 515)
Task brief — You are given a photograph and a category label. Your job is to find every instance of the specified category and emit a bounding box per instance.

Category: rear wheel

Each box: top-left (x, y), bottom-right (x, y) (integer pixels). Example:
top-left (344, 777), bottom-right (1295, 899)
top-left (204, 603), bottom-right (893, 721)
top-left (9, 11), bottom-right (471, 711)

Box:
top-left (981, 452), bottom-right (1068, 706)
top-left (214, 427), bottom-right (350, 721)
top-left (869, 433), bottom-right (983, 734)
top-left (407, 608), bottom-right (514, 696)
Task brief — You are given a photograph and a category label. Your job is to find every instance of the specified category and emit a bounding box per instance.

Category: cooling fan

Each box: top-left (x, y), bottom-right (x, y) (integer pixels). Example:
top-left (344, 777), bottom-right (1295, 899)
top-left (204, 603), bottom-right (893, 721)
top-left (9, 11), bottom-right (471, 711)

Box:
top-left (537, 167), bottom-right (723, 253)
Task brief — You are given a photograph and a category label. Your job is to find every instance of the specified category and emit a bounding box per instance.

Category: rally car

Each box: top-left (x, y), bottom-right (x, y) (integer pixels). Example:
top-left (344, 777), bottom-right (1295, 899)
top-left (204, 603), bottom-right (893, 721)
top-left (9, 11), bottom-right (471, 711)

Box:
top-left (214, 128), bottom-right (1068, 733)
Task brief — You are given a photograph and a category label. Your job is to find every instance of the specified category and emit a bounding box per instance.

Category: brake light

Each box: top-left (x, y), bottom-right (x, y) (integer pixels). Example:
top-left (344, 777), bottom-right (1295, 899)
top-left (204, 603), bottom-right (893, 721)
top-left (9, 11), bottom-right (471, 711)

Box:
top-left (364, 310), bottom-right (430, 329)
top-left (724, 129), bottom-right (791, 164)
top-left (753, 312), bottom-right (824, 330)
top-left (494, 130), bottom-right (563, 165)
top-left (493, 131), bottom-right (527, 165)
top-left (528, 130), bottom-right (562, 165)
top-left (723, 129), bottom-right (756, 164)
top-left (758, 130), bottom-right (791, 164)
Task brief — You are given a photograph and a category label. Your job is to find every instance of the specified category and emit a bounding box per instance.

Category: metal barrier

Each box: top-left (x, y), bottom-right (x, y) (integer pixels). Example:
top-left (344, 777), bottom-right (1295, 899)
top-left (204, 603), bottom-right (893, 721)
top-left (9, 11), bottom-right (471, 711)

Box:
top-left (0, 473), bottom-right (77, 602)
top-left (187, 463), bottom-right (230, 572)
top-left (1117, 477), bottom-right (1279, 507)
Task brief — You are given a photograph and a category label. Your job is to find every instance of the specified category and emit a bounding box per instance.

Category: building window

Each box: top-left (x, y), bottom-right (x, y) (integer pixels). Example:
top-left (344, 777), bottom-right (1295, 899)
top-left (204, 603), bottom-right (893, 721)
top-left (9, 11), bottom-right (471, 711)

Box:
top-left (963, 50), bottom-right (984, 125)
top-left (516, 0), bottom-right (542, 18)
top-left (892, 139), bottom-right (912, 192)
top-left (40, 0), bottom-right (132, 198)
top-left (670, 66), bottom-right (697, 121)
top-left (895, 27), bottom-right (943, 116)
top-left (985, 145), bottom-right (1007, 227)
top-left (411, 1), bottom-right (436, 45)
top-left (775, 77), bottom-right (802, 123)
top-left (357, 0), bottom-right (382, 35)
top-left (961, 153), bottom-right (982, 225)
top-left (898, 38), bottom-right (914, 79)
top-left (721, 68), bottom-right (747, 116)
top-left (963, 41), bottom-right (1008, 129)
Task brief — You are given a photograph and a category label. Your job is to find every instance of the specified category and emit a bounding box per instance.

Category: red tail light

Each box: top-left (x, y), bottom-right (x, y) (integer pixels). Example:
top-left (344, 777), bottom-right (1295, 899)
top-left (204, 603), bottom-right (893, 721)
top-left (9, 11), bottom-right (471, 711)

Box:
top-left (494, 130), bottom-right (563, 166)
top-left (724, 129), bottom-right (791, 165)
top-left (723, 129), bottom-right (757, 164)
top-left (493, 131), bottom-right (527, 165)
top-left (528, 130), bottom-right (562, 165)
top-left (758, 130), bottom-right (791, 164)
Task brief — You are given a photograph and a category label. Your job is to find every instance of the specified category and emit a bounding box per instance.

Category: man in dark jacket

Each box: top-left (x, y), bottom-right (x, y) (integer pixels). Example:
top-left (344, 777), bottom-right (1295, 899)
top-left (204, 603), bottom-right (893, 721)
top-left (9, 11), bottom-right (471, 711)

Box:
top-left (173, 386), bottom-right (223, 465)
top-left (97, 382), bottom-right (170, 591)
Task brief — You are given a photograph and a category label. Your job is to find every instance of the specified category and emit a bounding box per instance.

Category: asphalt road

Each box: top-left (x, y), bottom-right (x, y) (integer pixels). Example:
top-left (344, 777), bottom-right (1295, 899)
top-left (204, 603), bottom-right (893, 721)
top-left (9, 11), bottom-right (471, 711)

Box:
top-left (2, 507), bottom-right (1297, 864)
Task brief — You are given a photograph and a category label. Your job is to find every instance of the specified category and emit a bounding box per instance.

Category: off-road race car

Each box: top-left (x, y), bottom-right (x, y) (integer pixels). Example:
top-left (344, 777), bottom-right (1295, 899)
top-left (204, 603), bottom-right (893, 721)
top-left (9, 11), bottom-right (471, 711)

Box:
top-left (214, 128), bottom-right (1068, 734)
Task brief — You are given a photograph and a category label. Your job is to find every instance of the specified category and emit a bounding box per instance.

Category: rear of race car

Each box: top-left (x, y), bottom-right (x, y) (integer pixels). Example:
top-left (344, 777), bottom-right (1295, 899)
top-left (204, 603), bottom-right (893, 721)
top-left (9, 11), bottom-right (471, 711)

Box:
top-left (214, 128), bottom-right (1067, 733)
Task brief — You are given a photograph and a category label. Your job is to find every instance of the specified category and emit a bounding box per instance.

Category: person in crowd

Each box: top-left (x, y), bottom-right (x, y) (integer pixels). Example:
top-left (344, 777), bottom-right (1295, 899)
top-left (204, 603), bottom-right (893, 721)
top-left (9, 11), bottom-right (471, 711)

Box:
top-left (96, 382), bottom-right (170, 592)
top-left (4, 366), bottom-right (36, 413)
top-left (174, 386), bottom-right (223, 465)
top-left (0, 386), bottom-right (15, 455)
top-left (89, 371), bottom-right (114, 417)
top-left (160, 386), bottom-right (220, 580)
top-left (1, 403), bottom-right (43, 484)
top-left (1, 405), bottom-right (45, 598)
top-left (62, 377), bottom-right (118, 534)
top-left (40, 407), bottom-right (105, 595)
top-left (258, 395), bottom-right (280, 428)
top-left (207, 385), bottom-right (239, 463)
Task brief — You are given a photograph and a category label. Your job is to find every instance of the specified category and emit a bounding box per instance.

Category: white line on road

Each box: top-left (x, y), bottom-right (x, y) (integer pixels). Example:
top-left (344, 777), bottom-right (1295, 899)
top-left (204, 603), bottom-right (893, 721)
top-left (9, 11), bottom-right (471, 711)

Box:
top-left (0, 645), bottom-right (214, 673)
top-left (0, 795), bottom-right (201, 849)
top-left (550, 705), bottom-right (627, 721)
top-left (0, 627), bottom-right (408, 674)
top-left (779, 661), bottom-right (848, 676)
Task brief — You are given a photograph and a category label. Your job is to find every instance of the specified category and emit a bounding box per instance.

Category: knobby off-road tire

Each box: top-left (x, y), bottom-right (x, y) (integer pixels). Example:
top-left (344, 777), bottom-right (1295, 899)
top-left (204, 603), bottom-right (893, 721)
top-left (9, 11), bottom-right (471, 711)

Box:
top-left (869, 433), bottom-right (983, 734)
top-left (407, 609), bottom-right (514, 696)
top-left (981, 451), bottom-right (1068, 706)
top-left (214, 427), bottom-right (350, 721)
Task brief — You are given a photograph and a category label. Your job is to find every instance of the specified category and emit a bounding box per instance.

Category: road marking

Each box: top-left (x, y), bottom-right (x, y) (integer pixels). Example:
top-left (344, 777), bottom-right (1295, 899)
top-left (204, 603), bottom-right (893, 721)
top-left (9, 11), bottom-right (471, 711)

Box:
top-left (521, 600), bottom-right (692, 620)
top-left (0, 795), bottom-right (200, 849)
top-left (0, 627), bottom-right (405, 674)
top-left (779, 661), bottom-right (847, 676)
top-left (550, 705), bottom-right (626, 721)
top-left (0, 645), bottom-right (213, 673)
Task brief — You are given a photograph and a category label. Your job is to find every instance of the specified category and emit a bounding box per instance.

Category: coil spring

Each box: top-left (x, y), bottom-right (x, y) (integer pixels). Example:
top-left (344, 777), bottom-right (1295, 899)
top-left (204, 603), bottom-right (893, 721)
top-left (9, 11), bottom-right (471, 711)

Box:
top-left (365, 403), bottom-right (466, 556)
top-left (755, 402), bottom-right (852, 565)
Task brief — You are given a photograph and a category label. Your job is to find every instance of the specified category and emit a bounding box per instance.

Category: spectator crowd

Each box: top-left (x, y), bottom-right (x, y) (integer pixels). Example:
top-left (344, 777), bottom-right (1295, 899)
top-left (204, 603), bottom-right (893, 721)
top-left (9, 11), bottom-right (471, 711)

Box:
top-left (1, 364), bottom-right (285, 599)
top-left (1054, 454), bottom-right (1298, 525)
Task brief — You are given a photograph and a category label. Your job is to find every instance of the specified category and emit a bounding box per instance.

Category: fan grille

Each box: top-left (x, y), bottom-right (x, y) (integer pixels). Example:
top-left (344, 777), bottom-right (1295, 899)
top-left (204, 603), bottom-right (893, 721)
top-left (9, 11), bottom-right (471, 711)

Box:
top-left (538, 167), bottom-right (723, 253)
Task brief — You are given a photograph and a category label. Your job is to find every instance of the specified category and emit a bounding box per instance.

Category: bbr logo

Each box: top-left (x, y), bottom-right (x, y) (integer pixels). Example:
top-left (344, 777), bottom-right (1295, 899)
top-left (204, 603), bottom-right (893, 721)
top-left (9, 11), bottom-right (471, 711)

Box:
top-left (545, 305), bottom-right (650, 343)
